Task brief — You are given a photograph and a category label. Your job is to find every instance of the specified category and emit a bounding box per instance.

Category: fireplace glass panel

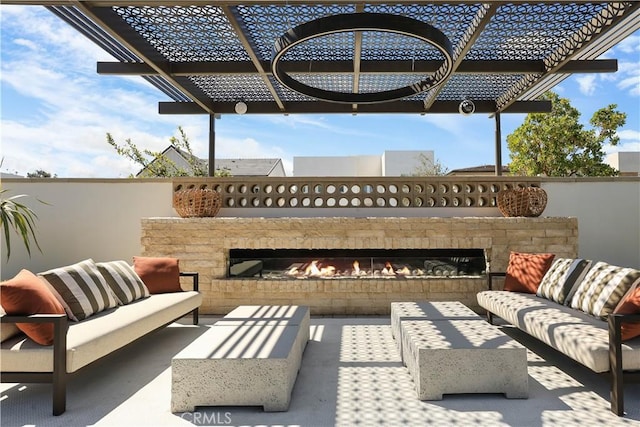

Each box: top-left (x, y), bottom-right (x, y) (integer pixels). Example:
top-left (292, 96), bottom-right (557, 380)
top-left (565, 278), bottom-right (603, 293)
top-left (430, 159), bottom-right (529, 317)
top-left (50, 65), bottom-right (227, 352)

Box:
top-left (228, 249), bottom-right (486, 280)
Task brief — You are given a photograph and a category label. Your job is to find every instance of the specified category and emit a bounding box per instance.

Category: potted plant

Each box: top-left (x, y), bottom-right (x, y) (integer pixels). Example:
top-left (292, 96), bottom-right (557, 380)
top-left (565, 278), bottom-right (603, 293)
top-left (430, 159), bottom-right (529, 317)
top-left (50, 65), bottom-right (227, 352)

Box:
top-left (0, 188), bottom-right (43, 260)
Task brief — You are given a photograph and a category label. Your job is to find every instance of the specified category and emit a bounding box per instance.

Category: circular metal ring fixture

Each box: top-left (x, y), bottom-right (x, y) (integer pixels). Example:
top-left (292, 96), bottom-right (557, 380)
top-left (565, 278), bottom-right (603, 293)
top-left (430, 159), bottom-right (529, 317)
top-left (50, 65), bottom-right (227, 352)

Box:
top-left (271, 13), bottom-right (454, 104)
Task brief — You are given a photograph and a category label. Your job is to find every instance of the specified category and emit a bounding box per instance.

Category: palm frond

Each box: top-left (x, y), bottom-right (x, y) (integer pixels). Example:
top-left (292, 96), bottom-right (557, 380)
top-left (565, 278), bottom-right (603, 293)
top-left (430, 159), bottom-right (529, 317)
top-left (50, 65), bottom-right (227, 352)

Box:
top-left (0, 189), bottom-right (44, 261)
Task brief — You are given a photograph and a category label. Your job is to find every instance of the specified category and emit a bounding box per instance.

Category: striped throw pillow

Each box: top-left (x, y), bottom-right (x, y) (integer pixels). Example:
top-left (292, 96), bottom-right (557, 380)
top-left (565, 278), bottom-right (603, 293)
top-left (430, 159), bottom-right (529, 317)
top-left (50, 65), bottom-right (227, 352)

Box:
top-left (536, 258), bottom-right (590, 305)
top-left (569, 261), bottom-right (640, 319)
top-left (97, 261), bottom-right (150, 305)
top-left (38, 259), bottom-right (118, 321)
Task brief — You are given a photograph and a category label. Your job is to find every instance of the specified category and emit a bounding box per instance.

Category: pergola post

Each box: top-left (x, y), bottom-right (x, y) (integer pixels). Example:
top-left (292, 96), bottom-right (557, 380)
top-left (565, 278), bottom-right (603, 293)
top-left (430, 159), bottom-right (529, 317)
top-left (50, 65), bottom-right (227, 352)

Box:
top-left (208, 114), bottom-right (216, 177)
top-left (494, 111), bottom-right (502, 176)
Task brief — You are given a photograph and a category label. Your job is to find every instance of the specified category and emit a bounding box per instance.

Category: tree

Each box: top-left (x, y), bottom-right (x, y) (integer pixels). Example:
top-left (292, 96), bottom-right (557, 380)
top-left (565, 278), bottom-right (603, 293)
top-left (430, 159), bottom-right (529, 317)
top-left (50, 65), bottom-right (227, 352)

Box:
top-left (107, 126), bottom-right (231, 177)
top-left (507, 91), bottom-right (626, 177)
top-left (27, 170), bottom-right (56, 178)
top-left (410, 153), bottom-right (450, 176)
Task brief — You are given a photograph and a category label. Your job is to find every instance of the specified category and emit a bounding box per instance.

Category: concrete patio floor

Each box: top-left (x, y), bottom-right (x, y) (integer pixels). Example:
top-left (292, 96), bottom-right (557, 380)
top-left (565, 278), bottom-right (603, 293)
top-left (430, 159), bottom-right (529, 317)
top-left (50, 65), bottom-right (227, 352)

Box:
top-left (1, 316), bottom-right (639, 427)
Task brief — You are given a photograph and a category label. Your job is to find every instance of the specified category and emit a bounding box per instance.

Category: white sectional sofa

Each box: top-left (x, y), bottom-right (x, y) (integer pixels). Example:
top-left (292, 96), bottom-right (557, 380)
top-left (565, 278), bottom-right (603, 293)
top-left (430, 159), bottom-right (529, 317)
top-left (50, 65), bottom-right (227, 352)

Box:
top-left (477, 257), bottom-right (640, 417)
top-left (1, 260), bottom-right (202, 416)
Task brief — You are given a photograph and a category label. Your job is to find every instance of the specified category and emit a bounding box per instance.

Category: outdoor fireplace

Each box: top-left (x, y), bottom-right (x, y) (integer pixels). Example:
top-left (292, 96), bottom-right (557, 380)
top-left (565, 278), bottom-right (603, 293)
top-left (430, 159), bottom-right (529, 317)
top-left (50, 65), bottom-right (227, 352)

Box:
top-left (141, 216), bottom-right (578, 315)
top-left (228, 248), bottom-right (486, 280)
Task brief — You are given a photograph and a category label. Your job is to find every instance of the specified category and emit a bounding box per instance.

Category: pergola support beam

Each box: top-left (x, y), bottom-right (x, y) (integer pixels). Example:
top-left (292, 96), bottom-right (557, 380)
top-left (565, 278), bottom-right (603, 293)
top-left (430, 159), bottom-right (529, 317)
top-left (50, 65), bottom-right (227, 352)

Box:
top-left (159, 100), bottom-right (551, 115)
top-left (97, 59), bottom-right (618, 76)
top-left (208, 115), bottom-right (216, 177)
top-left (495, 112), bottom-right (502, 176)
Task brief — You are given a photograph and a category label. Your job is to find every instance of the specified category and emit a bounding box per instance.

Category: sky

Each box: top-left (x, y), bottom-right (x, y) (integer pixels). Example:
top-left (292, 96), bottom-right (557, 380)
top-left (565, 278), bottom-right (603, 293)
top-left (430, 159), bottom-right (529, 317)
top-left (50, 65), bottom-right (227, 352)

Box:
top-left (1, 5), bottom-right (639, 178)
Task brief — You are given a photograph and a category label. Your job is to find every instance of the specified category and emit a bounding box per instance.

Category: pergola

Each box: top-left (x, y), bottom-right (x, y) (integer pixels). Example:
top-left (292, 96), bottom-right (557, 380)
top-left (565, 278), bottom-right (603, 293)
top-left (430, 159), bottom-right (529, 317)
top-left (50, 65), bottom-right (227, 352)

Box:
top-left (7, 1), bottom-right (640, 174)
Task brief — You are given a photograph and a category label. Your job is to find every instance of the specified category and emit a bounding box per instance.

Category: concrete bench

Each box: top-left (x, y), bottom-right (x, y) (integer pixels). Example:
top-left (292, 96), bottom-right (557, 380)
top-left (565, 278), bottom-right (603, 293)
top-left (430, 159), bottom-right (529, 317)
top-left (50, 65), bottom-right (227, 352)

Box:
top-left (400, 318), bottom-right (528, 400)
top-left (171, 305), bottom-right (309, 412)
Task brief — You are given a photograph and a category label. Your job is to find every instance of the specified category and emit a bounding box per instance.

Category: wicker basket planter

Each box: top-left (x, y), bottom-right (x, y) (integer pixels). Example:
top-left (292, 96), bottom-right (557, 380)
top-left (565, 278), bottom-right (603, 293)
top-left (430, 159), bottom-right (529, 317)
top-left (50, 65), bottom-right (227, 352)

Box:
top-left (173, 188), bottom-right (221, 218)
top-left (497, 187), bottom-right (547, 217)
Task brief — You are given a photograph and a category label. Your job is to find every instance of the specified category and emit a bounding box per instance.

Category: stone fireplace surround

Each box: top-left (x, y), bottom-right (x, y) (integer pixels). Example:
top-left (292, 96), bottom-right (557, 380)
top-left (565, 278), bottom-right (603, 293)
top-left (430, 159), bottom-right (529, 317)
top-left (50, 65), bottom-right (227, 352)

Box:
top-left (141, 217), bottom-right (577, 315)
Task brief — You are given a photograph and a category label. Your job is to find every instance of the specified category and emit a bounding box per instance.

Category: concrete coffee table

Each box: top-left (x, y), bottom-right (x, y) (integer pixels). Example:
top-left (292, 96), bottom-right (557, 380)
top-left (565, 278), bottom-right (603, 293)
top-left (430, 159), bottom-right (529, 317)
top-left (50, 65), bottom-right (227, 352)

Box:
top-left (391, 301), bottom-right (481, 360)
top-left (400, 318), bottom-right (528, 400)
top-left (171, 305), bottom-right (309, 413)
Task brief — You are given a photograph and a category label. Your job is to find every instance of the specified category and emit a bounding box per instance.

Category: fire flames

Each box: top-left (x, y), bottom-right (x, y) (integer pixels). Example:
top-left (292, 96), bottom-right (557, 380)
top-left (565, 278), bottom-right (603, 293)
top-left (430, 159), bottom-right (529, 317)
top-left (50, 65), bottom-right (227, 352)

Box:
top-left (285, 259), bottom-right (415, 279)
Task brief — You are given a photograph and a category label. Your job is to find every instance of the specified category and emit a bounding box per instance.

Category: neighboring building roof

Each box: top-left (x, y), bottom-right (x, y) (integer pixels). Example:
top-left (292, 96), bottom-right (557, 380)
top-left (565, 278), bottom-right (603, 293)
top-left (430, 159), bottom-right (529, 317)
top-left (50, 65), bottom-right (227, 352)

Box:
top-left (447, 165), bottom-right (510, 176)
top-left (1, 172), bottom-right (24, 179)
top-left (137, 145), bottom-right (285, 177)
top-left (215, 158), bottom-right (284, 176)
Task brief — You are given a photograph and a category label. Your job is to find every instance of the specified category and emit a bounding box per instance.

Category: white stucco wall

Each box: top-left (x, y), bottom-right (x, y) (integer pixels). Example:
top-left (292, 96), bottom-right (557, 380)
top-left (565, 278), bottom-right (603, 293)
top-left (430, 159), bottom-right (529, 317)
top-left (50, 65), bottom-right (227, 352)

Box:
top-left (1, 177), bottom-right (638, 280)
top-left (294, 151), bottom-right (434, 177)
top-left (1, 179), bottom-right (174, 279)
top-left (541, 179), bottom-right (640, 268)
top-left (382, 150), bottom-right (434, 176)
top-left (294, 155), bottom-right (381, 176)
top-left (606, 151), bottom-right (640, 176)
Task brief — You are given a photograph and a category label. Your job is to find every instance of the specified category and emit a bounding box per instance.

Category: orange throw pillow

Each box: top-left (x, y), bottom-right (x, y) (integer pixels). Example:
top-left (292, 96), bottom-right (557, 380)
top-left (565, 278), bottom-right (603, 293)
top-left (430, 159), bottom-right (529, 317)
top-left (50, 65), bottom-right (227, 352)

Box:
top-left (0, 269), bottom-right (66, 345)
top-left (133, 256), bottom-right (182, 294)
top-left (613, 280), bottom-right (640, 341)
top-left (504, 252), bottom-right (555, 294)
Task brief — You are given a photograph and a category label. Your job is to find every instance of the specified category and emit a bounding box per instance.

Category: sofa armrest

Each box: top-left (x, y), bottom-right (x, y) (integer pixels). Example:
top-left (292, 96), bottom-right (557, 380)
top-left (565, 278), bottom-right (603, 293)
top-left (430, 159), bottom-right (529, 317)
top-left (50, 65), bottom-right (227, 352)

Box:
top-left (1, 313), bottom-right (68, 415)
top-left (179, 272), bottom-right (199, 292)
top-left (487, 272), bottom-right (506, 291)
top-left (608, 313), bottom-right (640, 416)
top-left (179, 272), bottom-right (199, 324)
top-left (1, 313), bottom-right (68, 353)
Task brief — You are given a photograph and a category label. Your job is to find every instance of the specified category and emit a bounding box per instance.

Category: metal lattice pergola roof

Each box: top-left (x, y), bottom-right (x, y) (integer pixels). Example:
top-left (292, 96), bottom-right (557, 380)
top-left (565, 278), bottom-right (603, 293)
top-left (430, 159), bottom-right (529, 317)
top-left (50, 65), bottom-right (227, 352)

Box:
top-left (9, 1), bottom-right (640, 117)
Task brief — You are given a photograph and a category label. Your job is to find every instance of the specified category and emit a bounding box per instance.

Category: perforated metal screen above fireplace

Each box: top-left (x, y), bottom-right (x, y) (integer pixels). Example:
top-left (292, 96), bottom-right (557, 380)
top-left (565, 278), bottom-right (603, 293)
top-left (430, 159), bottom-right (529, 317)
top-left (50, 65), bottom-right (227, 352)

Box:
top-left (229, 248), bottom-right (486, 280)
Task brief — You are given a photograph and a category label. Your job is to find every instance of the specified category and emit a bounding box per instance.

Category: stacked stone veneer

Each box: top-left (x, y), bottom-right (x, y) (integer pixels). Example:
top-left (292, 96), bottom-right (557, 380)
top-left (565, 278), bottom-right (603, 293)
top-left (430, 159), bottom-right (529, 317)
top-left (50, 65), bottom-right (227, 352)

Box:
top-left (141, 217), bottom-right (578, 315)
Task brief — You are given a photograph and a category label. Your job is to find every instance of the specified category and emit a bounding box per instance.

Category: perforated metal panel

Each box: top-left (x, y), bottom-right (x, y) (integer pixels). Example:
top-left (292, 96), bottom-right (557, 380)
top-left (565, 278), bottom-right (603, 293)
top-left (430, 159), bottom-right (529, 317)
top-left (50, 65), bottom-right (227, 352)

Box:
top-left (465, 3), bottom-right (612, 61)
top-left (437, 74), bottom-right (529, 101)
top-left (238, 4), bottom-right (356, 60)
top-left (115, 6), bottom-right (251, 62)
top-left (365, 3), bottom-right (484, 60)
top-left (38, 1), bottom-right (640, 114)
top-left (190, 75), bottom-right (275, 101)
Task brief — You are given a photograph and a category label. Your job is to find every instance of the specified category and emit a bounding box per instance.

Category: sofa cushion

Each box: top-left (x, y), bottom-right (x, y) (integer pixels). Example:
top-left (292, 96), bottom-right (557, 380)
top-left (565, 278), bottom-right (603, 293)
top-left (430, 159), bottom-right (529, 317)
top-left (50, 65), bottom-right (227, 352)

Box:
top-left (569, 261), bottom-right (640, 320)
top-left (133, 257), bottom-right (182, 294)
top-left (0, 290), bottom-right (202, 373)
top-left (0, 269), bottom-right (66, 345)
top-left (477, 290), bottom-right (640, 372)
top-left (614, 281), bottom-right (640, 341)
top-left (0, 305), bottom-right (21, 343)
top-left (536, 258), bottom-right (591, 305)
top-left (97, 260), bottom-right (150, 305)
top-left (39, 259), bottom-right (119, 321)
top-left (503, 252), bottom-right (555, 294)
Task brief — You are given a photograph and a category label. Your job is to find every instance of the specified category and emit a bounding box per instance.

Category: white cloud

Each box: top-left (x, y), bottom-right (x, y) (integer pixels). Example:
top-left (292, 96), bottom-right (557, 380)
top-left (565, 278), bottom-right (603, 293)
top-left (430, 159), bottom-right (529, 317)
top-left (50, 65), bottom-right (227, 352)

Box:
top-left (604, 129), bottom-right (640, 155)
top-left (576, 75), bottom-right (597, 95)
top-left (605, 142), bottom-right (640, 154)
top-left (618, 129), bottom-right (640, 141)
top-left (617, 75), bottom-right (640, 97)
top-left (615, 34), bottom-right (640, 54)
top-left (13, 38), bottom-right (38, 50)
top-left (262, 114), bottom-right (379, 139)
top-left (266, 115), bottom-right (332, 130)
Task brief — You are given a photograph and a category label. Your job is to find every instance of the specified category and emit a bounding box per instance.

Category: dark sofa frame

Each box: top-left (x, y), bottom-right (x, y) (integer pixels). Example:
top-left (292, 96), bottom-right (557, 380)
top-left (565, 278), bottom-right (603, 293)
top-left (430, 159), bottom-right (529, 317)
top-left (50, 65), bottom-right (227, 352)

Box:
top-left (484, 272), bottom-right (640, 416)
top-left (0, 272), bottom-right (199, 416)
